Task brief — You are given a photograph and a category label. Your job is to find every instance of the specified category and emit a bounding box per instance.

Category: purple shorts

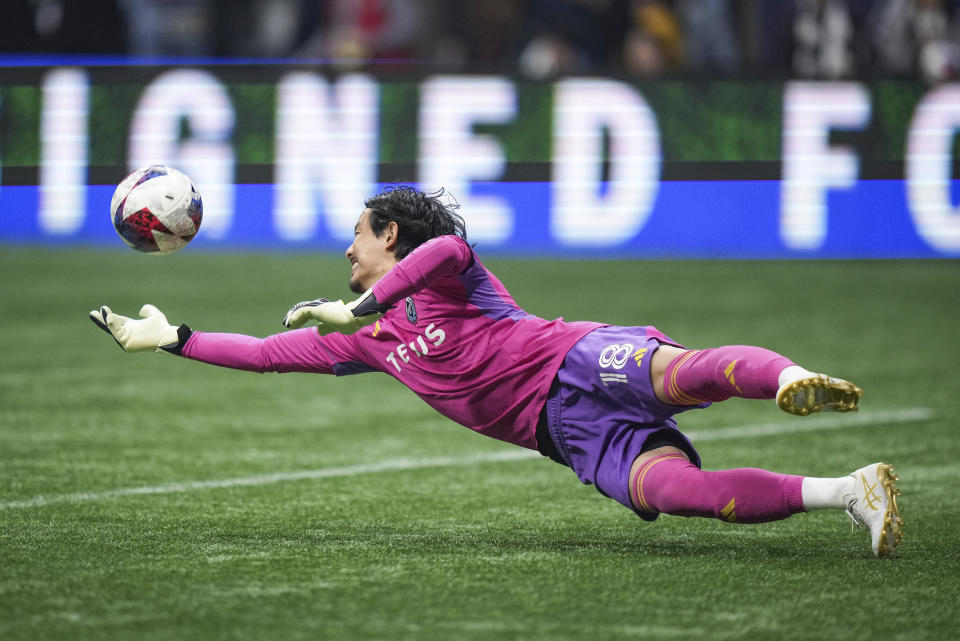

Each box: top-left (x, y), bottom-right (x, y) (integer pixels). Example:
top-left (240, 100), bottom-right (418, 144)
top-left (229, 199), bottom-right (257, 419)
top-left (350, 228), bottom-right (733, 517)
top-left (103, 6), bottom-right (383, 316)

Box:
top-left (540, 326), bottom-right (705, 520)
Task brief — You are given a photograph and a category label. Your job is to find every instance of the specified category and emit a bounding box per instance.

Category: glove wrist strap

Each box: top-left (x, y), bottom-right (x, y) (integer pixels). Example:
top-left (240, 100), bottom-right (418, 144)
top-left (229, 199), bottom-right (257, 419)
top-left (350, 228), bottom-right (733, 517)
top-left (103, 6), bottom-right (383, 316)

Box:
top-left (351, 289), bottom-right (389, 318)
top-left (160, 324), bottom-right (193, 356)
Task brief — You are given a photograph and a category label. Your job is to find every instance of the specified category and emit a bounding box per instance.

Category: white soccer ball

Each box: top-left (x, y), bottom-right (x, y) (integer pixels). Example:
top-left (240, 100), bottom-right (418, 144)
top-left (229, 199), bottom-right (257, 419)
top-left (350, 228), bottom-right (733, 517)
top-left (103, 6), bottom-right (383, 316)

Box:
top-left (110, 165), bottom-right (203, 255)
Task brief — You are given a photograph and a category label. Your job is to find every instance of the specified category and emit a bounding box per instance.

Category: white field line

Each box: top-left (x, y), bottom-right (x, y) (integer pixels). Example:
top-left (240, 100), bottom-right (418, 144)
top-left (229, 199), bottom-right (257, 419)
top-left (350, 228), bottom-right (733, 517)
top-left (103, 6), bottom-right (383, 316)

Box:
top-left (0, 407), bottom-right (934, 511)
top-left (0, 451), bottom-right (534, 511)
top-left (685, 406), bottom-right (934, 442)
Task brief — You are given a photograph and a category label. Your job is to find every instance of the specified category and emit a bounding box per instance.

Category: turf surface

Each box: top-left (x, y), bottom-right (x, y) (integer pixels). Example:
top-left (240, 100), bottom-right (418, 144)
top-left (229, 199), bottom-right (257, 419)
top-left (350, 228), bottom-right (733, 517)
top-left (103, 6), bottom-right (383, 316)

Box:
top-left (1, 247), bottom-right (958, 640)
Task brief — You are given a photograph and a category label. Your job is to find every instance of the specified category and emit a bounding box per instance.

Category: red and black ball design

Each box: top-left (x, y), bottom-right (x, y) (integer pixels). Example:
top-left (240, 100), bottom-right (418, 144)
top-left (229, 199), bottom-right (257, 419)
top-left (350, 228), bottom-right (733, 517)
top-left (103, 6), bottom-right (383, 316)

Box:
top-left (110, 165), bottom-right (203, 255)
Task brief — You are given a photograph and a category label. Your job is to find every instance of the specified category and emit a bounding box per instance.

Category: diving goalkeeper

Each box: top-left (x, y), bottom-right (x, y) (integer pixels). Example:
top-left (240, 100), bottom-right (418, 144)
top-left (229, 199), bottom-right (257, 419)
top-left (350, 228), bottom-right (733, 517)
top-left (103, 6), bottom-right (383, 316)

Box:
top-left (90, 185), bottom-right (902, 558)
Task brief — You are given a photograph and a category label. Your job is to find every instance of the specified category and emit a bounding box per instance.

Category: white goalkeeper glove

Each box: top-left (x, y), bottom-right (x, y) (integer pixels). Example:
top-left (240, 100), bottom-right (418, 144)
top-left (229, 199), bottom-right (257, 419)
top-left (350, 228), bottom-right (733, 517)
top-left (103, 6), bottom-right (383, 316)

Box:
top-left (282, 288), bottom-right (387, 335)
top-left (89, 304), bottom-right (189, 354)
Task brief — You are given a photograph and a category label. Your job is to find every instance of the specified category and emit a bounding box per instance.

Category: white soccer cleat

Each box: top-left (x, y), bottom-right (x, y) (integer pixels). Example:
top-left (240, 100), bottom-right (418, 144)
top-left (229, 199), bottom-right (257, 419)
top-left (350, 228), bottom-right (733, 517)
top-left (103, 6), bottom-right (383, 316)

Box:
top-left (776, 374), bottom-right (862, 416)
top-left (844, 462), bottom-right (903, 558)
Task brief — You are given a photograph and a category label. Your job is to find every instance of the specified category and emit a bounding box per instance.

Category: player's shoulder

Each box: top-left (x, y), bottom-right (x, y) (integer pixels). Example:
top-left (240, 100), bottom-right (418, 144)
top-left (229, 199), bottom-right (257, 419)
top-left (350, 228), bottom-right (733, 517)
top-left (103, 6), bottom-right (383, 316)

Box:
top-left (415, 234), bottom-right (475, 272)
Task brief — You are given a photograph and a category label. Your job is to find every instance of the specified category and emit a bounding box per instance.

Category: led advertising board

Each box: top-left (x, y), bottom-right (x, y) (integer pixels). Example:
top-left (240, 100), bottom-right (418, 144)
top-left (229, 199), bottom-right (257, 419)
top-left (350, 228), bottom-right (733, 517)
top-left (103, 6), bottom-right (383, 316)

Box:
top-left (1, 66), bottom-right (957, 257)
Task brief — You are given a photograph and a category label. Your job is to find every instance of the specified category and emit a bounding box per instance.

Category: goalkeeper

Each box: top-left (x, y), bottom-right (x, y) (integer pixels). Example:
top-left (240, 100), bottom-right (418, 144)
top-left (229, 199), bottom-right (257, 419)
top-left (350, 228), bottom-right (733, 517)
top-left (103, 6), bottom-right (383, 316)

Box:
top-left (90, 185), bottom-right (901, 558)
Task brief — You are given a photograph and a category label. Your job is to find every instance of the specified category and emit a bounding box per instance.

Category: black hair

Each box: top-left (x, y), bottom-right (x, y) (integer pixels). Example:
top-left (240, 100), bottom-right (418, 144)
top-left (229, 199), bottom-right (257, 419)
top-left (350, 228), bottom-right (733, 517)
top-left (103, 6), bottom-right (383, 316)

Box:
top-left (364, 185), bottom-right (467, 260)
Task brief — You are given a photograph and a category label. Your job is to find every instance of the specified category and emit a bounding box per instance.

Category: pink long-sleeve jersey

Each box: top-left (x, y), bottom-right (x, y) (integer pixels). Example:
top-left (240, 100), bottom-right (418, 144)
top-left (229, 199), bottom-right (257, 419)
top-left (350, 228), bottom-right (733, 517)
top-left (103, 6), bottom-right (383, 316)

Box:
top-left (182, 235), bottom-right (604, 449)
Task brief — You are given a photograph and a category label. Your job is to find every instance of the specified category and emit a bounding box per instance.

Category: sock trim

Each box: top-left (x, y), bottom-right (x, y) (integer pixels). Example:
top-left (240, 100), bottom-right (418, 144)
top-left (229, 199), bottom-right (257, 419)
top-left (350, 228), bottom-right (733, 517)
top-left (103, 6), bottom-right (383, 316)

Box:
top-left (631, 454), bottom-right (688, 512)
top-left (785, 476), bottom-right (806, 514)
top-left (666, 351), bottom-right (706, 406)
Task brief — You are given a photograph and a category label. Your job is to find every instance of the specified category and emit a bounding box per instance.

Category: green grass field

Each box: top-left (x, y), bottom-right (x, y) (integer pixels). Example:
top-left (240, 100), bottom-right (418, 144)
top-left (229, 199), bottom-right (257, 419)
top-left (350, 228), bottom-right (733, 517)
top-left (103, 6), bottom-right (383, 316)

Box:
top-left (1, 247), bottom-right (959, 640)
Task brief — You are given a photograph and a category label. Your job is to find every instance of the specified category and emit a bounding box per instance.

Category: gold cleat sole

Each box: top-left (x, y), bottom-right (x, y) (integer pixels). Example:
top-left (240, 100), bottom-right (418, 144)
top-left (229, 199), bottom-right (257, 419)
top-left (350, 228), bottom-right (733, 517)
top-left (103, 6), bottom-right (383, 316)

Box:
top-left (876, 463), bottom-right (904, 558)
top-left (777, 376), bottom-right (862, 416)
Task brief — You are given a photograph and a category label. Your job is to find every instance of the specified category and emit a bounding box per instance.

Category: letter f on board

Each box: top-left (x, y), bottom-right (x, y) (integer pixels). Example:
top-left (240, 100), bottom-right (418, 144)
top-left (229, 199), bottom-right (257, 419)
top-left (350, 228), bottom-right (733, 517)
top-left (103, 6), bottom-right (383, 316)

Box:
top-left (780, 82), bottom-right (871, 251)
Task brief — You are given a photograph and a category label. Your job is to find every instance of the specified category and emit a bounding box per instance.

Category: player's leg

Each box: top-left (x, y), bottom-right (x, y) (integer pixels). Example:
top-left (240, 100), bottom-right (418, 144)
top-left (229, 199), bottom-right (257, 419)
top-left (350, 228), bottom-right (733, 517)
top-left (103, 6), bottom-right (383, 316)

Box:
top-left (628, 448), bottom-right (903, 557)
top-left (650, 344), bottom-right (861, 415)
top-left (628, 445), bottom-right (805, 524)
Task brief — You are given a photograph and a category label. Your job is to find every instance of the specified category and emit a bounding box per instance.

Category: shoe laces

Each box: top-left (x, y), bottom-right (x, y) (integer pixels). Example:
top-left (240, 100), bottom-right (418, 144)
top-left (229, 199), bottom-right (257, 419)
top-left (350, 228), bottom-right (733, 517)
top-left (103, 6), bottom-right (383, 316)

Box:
top-left (844, 497), bottom-right (863, 531)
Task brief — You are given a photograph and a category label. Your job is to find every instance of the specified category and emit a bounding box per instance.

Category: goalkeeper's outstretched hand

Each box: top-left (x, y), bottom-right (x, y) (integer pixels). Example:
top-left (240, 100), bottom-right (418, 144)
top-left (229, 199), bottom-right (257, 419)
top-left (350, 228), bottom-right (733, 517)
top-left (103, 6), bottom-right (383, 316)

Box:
top-left (89, 304), bottom-right (188, 353)
top-left (282, 288), bottom-right (387, 335)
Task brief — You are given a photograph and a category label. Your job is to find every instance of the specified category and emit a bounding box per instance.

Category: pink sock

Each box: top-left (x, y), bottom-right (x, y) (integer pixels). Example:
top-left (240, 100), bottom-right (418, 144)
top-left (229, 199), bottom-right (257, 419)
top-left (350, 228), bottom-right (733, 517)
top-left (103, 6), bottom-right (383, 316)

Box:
top-left (662, 346), bottom-right (795, 405)
top-left (630, 455), bottom-right (805, 523)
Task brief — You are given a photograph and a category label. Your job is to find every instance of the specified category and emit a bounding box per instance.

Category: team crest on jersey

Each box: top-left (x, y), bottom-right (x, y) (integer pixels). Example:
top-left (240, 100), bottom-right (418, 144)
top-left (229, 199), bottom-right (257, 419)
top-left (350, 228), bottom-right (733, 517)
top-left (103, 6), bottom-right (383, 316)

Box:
top-left (405, 297), bottom-right (418, 324)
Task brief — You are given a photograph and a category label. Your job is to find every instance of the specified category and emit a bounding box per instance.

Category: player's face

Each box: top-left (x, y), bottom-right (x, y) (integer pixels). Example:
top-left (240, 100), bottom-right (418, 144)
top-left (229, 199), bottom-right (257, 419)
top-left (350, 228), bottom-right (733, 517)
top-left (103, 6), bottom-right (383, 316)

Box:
top-left (345, 209), bottom-right (396, 293)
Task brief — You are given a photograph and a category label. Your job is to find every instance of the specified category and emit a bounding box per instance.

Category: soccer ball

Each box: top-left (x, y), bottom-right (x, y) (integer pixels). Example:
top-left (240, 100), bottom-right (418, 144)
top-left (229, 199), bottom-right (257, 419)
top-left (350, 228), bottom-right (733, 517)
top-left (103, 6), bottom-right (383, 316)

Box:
top-left (111, 165), bottom-right (203, 255)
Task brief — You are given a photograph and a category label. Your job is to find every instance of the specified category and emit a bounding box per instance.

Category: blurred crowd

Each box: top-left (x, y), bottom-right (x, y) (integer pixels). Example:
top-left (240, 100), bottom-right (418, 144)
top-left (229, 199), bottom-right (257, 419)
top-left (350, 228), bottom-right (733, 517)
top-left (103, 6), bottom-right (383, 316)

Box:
top-left (2, 0), bottom-right (959, 82)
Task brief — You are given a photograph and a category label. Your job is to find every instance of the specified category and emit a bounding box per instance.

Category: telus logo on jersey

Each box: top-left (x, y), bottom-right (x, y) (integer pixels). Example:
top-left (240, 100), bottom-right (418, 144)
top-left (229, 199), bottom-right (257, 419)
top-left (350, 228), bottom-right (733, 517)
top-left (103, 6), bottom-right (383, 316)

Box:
top-left (384, 323), bottom-right (446, 373)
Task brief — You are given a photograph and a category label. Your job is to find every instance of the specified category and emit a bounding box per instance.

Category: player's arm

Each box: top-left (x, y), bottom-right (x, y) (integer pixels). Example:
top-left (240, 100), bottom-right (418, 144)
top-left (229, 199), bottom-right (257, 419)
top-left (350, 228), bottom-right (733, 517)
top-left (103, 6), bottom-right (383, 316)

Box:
top-left (282, 235), bottom-right (473, 333)
top-left (372, 235), bottom-right (473, 304)
top-left (90, 304), bottom-right (362, 374)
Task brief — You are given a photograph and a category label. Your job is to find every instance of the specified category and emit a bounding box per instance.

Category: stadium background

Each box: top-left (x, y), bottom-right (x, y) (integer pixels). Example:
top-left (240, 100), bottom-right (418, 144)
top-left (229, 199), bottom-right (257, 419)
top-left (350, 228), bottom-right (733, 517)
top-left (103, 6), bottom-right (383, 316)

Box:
top-left (2, 0), bottom-right (960, 257)
top-left (2, 2), bottom-right (960, 641)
